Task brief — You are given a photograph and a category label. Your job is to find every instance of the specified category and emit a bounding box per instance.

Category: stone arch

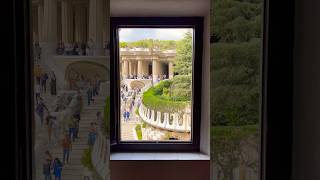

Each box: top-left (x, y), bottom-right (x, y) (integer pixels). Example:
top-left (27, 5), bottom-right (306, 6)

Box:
top-left (64, 61), bottom-right (110, 90)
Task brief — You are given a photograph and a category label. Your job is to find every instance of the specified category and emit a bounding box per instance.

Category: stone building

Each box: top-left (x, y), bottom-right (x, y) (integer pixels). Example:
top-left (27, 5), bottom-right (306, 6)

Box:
top-left (120, 47), bottom-right (176, 83)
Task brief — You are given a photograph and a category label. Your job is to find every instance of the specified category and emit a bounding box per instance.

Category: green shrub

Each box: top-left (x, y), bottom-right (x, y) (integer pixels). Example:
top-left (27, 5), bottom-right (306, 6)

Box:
top-left (81, 148), bottom-right (94, 171)
top-left (135, 125), bottom-right (142, 140)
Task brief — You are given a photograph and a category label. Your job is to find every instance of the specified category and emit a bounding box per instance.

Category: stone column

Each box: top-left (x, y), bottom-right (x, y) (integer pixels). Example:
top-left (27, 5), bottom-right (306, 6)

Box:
top-left (138, 60), bottom-right (142, 78)
top-left (89, 0), bottom-right (104, 56)
top-left (122, 60), bottom-right (128, 78)
top-left (61, 0), bottom-right (74, 43)
top-left (128, 61), bottom-right (133, 77)
top-left (133, 62), bottom-right (137, 76)
top-left (43, 0), bottom-right (58, 55)
top-left (74, 3), bottom-right (87, 43)
top-left (152, 60), bottom-right (161, 83)
top-left (37, 1), bottom-right (44, 43)
top-left (169, 62), bottom-right (174, 79)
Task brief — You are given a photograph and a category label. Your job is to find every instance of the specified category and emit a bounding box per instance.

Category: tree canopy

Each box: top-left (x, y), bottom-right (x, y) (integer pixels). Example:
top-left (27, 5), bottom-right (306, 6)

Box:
top-left (119, 39), bottom-right (176, 50)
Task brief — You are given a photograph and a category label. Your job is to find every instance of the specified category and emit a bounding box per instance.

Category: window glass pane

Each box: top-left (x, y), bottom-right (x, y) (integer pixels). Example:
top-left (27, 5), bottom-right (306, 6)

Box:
top-left (210, 0), bottom-right (262, 179)
top-left (31, 0), bottom-right (110, 179)
top-left (118, 28), bottom-right (193, 142)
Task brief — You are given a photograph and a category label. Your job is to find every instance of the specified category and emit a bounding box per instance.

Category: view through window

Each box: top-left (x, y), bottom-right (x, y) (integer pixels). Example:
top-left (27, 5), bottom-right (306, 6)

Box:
top-left (118, 28), bottom-right (194, 142)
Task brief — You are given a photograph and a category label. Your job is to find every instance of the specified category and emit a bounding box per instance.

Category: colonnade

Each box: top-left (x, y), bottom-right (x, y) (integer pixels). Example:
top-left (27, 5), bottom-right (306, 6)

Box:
top-left (121, 60), bottom-right (174, 82)
top-left (32, 0), bottom-right (109, 56)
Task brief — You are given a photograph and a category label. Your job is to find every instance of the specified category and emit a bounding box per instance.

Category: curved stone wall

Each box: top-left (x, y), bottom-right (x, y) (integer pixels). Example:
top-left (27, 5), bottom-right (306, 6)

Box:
top-left (139, 103), bottom-right (191, 132)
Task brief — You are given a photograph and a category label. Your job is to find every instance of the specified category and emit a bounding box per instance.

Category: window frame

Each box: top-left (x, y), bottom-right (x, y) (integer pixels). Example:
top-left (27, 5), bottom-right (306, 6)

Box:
top-left (110, 17), bottom-right (204, 152)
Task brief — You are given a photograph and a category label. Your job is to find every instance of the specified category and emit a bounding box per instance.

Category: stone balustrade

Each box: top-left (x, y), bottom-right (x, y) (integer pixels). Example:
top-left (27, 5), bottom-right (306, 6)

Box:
top-left (138, 103), bottom-right (191, 132)
top-left (91, 130), bottom-right (110, 180)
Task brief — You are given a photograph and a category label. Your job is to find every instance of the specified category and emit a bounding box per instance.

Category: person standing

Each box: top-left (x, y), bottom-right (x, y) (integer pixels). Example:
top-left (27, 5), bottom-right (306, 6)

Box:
top-left (68, 115), bottom-right (77, 142)
top-left (52, 158), bottom-right (63, 180)
top-left (50, 72), bottom-right (56, 96)
top-left (61, 134), bottom-right (72, 164)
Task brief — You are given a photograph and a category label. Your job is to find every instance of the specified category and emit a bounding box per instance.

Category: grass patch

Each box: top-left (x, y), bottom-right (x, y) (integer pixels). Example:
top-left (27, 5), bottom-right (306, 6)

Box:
top-left (81, 148), bottom-right (94, 171)
top-left (135, 124), bottom-right (142, 140)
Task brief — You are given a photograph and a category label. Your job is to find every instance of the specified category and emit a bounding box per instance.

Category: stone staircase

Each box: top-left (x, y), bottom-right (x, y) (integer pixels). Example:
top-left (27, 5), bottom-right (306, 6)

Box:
top-left (34, 85), bottom-right (106, 180)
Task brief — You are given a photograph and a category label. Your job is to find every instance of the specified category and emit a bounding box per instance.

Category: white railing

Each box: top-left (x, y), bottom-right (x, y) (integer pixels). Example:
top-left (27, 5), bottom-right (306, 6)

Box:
top-left (138, 103), bottom-right (191, 132)
top-left (91, 130), bottom-right (110, 180)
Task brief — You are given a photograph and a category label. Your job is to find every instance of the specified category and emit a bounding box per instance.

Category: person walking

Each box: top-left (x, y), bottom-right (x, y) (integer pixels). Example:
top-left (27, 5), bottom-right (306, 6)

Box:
top-left (43, 159), bottom-right (51, 180)
top-left (123, 110), bottom-right (127, 122)
top-left (68, 115), bottom-right (77, 142)
top-left (43, 150), bottom-right (53, 180)
top-left (73, 113), bottom-right (80, 139)
top-left (52, 158), bottom-right (63, 180)
top-left (36, 98), bottom-right (49, 126)
top-left (50, 72), bottom-right (56, 96)
top-left (88, 123), bottom-right (97, 147)
top-left (46, 115), bottom-right (56, 142)
top-left (61, 134), bottom-right (72, 164)
top-left (86, 85), bottom-right (94, 106)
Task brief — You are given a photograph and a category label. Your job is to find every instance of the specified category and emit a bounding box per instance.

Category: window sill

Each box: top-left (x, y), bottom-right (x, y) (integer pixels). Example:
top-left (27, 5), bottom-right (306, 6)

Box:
top-left (110, 152), bottom-right (210, 161)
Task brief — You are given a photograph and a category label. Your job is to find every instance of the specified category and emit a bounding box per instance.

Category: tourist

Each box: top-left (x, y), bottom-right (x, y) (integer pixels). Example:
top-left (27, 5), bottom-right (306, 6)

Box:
top-left (51, 116), bottom-right (59, 146)
top-left (43, 159), bottom-right (51, 180)
top-left (86, 85), bottom-right (93, 106)
top-left (50, 71), bottom-right (56, 95)
top-left (137, 97), bottom-right (141, 108)
top-left (73, 113), bottom-right (81, 139)
top-left (46, 115), bottom-right (56, 142)
top-left (61, 134), bottom-right (72, 164)
top-left (34, 64), bottom-right (43, 85)
top-left (163, 74), bottom-right (166, 79)
top-left (41, 72), bottom-right (49, 93)
top-left (126, 110), bottom-right (130, 121)
top-left (52, 158), bottom-right (63, 180)
top-left (36, 98), bottom-right (49, 126)
top-left (88, 123), bottom-right (97, 147)
top-left (35, 83), bottom-right (41, 104)
top-left (56, 40), bottom-right (65, 55)
top-left (87, 38), bottom-right (94, 56)
top-left (68, 115), bottom-right (77, 142)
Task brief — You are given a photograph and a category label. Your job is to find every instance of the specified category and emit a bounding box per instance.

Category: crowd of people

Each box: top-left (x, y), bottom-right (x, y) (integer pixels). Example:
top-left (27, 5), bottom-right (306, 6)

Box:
top-left (40, 91), bottom-right (103, 180)
top-left (56, 39), bottom-right (109, 56)
top-left (120, 84), bottom-right (142, 123)
top-left (122, 73), bottom-right (168, 81)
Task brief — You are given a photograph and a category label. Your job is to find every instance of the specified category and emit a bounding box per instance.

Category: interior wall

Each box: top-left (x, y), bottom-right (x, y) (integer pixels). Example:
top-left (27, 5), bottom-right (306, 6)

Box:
top-left (293, 0), bottom-right (320, 179)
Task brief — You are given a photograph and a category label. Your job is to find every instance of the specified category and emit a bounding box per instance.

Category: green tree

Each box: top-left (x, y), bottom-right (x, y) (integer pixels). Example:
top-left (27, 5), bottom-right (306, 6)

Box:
top-left (173, 32), bottom-right (193, 75)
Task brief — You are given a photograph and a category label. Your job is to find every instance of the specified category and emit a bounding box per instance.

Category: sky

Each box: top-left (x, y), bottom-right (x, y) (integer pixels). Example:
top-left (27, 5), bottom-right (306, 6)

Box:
top-left (119, 28), bottom-right (193, 42)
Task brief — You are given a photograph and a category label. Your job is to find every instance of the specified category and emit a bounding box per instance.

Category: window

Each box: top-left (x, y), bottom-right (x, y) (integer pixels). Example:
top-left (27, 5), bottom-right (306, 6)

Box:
top-left (110, 17), bottom-right (204, 151)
